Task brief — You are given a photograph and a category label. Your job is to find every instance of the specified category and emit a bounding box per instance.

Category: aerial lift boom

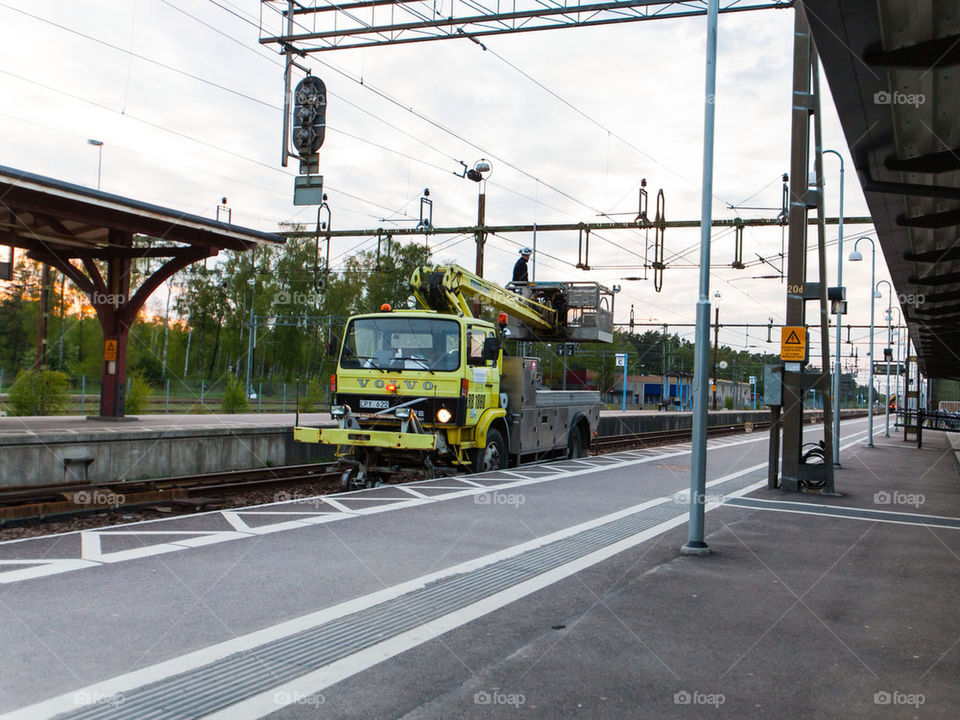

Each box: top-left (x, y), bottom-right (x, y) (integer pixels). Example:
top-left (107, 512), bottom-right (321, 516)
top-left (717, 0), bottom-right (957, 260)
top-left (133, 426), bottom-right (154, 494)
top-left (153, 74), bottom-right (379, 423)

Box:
top-left (409, 265), bottom-right (560, 332)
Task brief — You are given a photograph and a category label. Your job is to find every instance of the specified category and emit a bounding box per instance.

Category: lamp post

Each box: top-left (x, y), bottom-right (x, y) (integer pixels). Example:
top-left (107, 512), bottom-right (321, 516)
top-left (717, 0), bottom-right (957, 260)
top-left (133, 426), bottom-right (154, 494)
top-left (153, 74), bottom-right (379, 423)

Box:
top-left (848, 237), bottom-right (880, 447)
top-left (890, 309), bottom-right (902, 432)
top-left (87, 139), bottom-right (103, 189)
top-left (876, 280), bottom-right (893, 437)
top-left (683, 0), bottom-right (719, 557)
top-left (711, 291), bottom-right (720, 410)
top-left (823, 149), bottom-right (844, 465)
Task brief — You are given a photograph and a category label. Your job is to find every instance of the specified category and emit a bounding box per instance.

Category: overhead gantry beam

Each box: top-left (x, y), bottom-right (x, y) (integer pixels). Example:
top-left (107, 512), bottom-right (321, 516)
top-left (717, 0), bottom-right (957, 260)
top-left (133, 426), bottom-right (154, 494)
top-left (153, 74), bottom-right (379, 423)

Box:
top-left (260, 0), bottom-right (792, 53)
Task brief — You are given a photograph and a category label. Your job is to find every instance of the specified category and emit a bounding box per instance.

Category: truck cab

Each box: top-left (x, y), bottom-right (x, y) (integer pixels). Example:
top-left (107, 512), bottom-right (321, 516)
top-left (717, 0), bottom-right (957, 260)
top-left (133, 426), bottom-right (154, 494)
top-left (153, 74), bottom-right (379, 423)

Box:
top-left (295, 308), bottom-right (511, 484)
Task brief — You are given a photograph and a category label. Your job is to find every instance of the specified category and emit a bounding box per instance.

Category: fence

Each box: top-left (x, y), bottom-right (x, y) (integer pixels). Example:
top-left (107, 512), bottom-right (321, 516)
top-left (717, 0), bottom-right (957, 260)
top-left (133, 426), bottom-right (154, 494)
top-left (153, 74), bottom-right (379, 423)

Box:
top-left (0, 372), bottom-right (332, 416)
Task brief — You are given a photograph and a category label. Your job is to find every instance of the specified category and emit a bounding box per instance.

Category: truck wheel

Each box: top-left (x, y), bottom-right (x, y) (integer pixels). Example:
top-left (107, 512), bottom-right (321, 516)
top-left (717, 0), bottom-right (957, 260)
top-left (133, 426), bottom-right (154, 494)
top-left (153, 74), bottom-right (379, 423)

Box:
top-left (474, 428), bottom-right (507, 473)
top-left (567, 427), bottom-right (584, 459)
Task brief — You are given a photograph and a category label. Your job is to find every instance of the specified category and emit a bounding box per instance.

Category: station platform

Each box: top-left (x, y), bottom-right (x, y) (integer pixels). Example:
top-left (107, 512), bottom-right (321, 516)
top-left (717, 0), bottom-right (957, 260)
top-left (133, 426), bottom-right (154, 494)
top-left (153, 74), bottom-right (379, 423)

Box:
top-left (1, 415), bottom-right (955, 719)
top-left (0, 409), bottom-right (863, 487)
top-left (0, 413), bottom-right (334, 486)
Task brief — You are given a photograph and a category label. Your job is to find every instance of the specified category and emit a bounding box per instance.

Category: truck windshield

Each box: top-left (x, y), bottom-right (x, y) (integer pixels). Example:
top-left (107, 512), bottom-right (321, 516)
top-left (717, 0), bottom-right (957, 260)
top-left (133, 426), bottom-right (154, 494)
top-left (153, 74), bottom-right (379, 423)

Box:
top-left (340, 317), bottom-right (461, 372)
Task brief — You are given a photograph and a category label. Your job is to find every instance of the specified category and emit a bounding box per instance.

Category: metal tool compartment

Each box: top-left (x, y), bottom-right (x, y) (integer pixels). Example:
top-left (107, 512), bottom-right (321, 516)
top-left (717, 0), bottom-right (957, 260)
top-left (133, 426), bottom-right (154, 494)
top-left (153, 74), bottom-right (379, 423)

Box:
top-left (501, 356), bottom-right (602, 459)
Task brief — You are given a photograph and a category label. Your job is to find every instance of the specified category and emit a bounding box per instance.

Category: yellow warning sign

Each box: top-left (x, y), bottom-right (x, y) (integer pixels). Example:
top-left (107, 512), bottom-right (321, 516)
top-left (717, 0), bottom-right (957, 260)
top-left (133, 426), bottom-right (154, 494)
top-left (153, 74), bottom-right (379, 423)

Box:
top-left (780, 326), bottom-right (806, 361)
top-left (104, 339), bottom-right (118, 362)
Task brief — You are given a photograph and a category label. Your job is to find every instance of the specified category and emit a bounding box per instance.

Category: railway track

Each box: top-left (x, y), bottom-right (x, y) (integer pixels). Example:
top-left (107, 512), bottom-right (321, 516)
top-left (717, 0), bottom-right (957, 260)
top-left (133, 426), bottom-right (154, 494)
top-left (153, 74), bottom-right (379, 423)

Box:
top-left (1, 412), bottom-right (867, 529)
top-left (0, 462), bottom-right (340, 527)
top-left (592, 420), bottom-right (772, 452)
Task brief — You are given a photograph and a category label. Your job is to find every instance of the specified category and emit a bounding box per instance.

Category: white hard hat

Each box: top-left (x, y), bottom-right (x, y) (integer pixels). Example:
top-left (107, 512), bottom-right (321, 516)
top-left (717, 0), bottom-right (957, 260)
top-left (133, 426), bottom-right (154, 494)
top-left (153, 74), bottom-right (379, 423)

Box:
top-left (519, 247), bottom-right (532, 255)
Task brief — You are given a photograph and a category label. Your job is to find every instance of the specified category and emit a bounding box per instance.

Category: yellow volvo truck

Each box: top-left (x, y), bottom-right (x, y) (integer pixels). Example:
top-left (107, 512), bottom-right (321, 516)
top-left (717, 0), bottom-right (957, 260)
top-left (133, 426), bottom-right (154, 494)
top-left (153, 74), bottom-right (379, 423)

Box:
top-left (294, 265), bottom-right (614, 487)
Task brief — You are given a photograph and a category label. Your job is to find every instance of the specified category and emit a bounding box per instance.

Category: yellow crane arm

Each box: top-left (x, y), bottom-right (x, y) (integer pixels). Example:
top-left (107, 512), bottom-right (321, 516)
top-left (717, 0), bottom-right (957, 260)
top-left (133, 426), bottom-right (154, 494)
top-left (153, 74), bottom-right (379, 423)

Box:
top-left (409, 265), bottom-right (558, 331)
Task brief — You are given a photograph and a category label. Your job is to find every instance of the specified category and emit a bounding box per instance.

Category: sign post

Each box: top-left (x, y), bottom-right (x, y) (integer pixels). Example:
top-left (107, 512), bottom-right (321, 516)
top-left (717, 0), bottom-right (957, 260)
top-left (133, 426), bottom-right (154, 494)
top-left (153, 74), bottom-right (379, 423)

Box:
top-left (779, 326), bottom-right (807, 363)
top-left (616, 353), bottom-right (627, 411)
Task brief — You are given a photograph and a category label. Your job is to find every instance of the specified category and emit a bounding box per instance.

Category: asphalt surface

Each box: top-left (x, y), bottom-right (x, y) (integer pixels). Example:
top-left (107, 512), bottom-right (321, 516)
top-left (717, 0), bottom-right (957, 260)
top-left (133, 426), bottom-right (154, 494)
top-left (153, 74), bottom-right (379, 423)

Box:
top-left (1, 417), bottom-right (956, 719)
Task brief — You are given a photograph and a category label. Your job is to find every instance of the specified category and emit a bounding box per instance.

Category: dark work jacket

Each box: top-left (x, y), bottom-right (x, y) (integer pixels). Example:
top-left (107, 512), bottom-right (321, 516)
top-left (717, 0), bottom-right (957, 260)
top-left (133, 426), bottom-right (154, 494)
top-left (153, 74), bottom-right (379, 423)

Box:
top-left (512, 256), bottom-right (529, 282)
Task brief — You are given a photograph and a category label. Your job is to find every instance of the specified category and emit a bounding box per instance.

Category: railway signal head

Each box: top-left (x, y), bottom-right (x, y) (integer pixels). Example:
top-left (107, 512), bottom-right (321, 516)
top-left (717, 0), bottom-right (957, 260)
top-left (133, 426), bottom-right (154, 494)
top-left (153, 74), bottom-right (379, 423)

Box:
top-left (292, 76), bottom-right (327, 157)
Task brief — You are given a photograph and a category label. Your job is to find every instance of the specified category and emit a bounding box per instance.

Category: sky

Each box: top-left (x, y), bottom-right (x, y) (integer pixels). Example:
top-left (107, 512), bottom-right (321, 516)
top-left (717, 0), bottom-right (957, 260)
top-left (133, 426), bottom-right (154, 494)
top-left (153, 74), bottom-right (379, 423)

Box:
top-left (0, 0), bottom-right (900, 384)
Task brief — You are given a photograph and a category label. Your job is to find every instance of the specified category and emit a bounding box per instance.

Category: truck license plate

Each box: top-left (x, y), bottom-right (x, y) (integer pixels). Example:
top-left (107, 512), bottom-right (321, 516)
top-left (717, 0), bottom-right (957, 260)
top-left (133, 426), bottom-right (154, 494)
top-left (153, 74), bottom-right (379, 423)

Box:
top-left (359, 398), bottom-right (390, 410)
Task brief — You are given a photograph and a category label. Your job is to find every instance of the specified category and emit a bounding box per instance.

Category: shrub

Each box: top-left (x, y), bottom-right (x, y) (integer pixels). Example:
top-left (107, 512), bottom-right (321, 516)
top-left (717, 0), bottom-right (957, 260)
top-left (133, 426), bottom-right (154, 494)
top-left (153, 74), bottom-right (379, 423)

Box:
top-left (7, 370), bottom-right (70, 416)
top-left (221, 375), bottom-right (249, 413)
top-left (125, 372), bottom-right (152, 415)
top-left (298, 378), bottom-right (323, 413)
top-left (724, 396), bottom-right (734, 410)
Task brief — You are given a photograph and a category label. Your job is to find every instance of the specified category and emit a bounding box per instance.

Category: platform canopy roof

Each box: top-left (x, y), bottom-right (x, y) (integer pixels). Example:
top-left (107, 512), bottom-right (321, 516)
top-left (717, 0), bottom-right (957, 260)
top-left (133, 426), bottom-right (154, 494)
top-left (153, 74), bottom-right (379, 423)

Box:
top-left (803, 0), bottom-right (960, 379)
top-left (0, 165), bottom-right (281, 259)
top-left (0, 164), bottom-right (283, 417)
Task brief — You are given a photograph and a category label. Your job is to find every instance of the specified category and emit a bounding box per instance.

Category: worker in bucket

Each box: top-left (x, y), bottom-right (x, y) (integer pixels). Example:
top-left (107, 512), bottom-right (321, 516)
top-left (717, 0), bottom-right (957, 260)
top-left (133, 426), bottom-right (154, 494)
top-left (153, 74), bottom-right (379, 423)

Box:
top-left (512, 246), bottom-right (532, 282)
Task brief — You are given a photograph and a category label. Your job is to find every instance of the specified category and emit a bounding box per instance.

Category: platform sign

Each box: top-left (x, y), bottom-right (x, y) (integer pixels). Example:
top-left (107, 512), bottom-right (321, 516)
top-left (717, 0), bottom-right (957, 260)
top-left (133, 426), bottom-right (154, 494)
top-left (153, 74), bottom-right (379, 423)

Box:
top-left (780, 326), bottom-right (806, 362)
top-left (615, 353), bottom-right (626, 367)
top-left (104, 339), bottom-right (117, 362)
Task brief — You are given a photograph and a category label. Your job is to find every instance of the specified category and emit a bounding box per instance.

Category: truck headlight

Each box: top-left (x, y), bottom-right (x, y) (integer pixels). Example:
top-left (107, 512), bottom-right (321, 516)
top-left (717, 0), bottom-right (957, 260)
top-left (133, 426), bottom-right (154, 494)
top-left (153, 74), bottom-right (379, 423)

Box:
top-left (436, 408), bottom-right (452, 423)
top-left (330, 405), bottom-right (347, 418)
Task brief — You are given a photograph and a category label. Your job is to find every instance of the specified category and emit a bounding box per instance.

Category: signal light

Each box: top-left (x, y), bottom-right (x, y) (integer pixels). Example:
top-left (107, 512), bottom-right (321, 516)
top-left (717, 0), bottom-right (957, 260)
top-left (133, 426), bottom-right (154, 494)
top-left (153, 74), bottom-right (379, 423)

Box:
top-left (380, 303), bottom-right (392, 312)
top-left (497, 312), bottom-right (508, 328)
top-left (292, 76), bottom-right (327, 157)
top-left (330, 374), bottom-right (337, 392)
top-left (461, 378), bottom-right (470, 397)
top-left (436, 408), bottom-right (452, 423)
top-left (385, 382), bottom-right (397, 393)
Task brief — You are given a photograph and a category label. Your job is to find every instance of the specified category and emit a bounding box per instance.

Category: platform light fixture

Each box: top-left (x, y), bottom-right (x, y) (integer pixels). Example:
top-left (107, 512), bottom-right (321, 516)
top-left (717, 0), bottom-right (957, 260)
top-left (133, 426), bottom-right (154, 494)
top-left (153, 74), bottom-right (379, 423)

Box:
top-left (87, 139), bottom-right (103, 190)
top-left (849, 236), bottom-right (877, 447)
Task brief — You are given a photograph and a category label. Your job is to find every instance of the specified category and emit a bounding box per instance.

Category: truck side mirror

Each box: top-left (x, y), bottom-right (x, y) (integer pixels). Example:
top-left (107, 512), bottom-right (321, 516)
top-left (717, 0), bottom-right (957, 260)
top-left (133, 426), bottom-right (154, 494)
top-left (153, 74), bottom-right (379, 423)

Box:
top-left (482, 336), bottom-right (500, 363)
top-left (327, 334), bottom-right (341, 356)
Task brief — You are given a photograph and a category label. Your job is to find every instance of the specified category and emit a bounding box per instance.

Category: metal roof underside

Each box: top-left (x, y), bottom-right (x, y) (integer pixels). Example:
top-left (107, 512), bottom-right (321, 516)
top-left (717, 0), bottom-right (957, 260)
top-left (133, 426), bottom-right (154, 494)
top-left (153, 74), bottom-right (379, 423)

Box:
top-left (803, 0), bottom-right (960, 379)
top-left (0, 165), bottom-right (282, 259)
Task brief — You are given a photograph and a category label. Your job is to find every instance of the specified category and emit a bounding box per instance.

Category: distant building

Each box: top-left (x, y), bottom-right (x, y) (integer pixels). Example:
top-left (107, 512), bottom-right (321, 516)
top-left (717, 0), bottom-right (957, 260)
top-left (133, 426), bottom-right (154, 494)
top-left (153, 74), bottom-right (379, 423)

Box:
top-left (561, 370), bottom-right (756, 409)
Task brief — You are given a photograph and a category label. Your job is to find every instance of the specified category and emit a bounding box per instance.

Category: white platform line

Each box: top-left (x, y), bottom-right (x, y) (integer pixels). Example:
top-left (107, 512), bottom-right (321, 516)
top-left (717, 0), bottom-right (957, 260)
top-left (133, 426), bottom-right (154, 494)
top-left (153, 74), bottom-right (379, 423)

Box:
top-left (320, 498), bottom-right (359, 514)
top-left (395, 486), bottom-right (429, 498)
top-left (333, 496), bottom-right (410, 502)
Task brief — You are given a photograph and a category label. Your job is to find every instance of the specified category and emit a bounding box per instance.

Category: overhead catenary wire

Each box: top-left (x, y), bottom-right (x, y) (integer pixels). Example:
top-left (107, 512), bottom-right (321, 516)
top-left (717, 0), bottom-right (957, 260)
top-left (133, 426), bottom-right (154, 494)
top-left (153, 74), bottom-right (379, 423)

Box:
top-left (1, 1), bottom-right (580, 233)
top-left (468, 38), bottom-right (738, 211)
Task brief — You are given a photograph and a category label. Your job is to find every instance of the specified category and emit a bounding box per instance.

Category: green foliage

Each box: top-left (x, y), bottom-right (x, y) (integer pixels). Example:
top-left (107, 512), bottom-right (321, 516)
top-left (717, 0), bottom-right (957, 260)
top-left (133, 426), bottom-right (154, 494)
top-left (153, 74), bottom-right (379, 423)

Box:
top-left (221, 375), bottom-right (249, 413)
top-left (724, 396), bottom-right (734, 410)
top-left (6, 369), bottom-right (70, 416)
top-left (298, 378), bottom-right (323, 413)
top-left (0, 239), bottom-right (879, 411)
top-left (125, 372), bottom-right (152, 414)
